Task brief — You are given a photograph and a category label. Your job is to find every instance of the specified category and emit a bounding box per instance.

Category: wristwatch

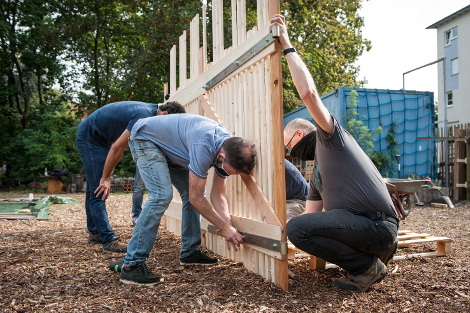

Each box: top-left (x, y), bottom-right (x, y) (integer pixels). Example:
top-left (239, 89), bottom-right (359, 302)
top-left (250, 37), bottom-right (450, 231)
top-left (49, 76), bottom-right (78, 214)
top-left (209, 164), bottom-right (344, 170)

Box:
top-left (283, 47), bottom-right (296, 56)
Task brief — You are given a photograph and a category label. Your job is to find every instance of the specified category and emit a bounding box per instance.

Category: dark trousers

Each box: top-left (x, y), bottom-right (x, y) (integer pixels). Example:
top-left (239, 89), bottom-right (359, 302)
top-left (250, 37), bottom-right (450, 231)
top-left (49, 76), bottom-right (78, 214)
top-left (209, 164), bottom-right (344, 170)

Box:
top-left (287, 209), bottom-right (399, 275)
top-left (75, 137), bottom-right (118, 246)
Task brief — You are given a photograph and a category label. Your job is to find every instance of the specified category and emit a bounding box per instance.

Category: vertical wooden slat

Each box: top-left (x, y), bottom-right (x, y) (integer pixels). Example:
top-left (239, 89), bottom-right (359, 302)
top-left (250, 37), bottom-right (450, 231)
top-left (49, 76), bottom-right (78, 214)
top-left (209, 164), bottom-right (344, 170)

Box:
top-left (179, 31), bottom-right (187, 89)
top-left (253, 250), bottom-right (259, 274)
top-left (190, 15), bottom-right (200, 80)
top-left (237, 0), bottom-right (246, 45)
top-left (231, 0), bottom-right (238, 48)
top-left (259, 61), bottom-right (267, 221)
top-left (265, 57), bottom-right (273, 206)
top-left (202, 4), bottom-right (208, 72)
top-left (270, 257), bottom-right (277, 285)
top-left (257, 0), bottom-right (263, 29)
top-left (170, 45), bottom-right (177, 95)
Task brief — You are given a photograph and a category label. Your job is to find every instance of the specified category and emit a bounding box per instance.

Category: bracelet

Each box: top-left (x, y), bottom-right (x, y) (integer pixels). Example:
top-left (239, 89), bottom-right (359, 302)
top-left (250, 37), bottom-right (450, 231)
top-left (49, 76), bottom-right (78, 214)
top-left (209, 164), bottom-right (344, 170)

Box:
top-left (283, 47), bottom-right (296, 56)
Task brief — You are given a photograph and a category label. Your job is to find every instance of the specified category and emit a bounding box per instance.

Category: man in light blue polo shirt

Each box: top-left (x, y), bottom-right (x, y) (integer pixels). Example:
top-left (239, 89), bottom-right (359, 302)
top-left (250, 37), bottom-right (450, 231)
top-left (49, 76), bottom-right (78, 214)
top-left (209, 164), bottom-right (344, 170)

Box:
top-left (118, 113), bottom-right (256, 285)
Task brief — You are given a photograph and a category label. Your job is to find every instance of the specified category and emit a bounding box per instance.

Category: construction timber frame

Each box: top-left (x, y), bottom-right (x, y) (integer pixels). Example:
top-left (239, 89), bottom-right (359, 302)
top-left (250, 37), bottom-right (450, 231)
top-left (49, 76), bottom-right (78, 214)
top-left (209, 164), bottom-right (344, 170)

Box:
top-left (161, 1), bottom-right (289, 290)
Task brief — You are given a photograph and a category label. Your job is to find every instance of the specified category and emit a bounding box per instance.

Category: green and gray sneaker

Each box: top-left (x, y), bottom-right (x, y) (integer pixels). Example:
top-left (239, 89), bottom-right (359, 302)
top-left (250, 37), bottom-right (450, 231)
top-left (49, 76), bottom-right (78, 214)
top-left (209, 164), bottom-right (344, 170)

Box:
top-left (180, 250), bottom-right (218, 266)
top-left (120, 263), bottom-right (164, 285)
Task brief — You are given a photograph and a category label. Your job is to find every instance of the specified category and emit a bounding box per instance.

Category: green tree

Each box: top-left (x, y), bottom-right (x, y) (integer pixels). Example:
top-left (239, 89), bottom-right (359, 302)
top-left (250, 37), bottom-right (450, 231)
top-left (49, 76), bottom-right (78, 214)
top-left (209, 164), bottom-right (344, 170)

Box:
top-left (281, 0), bottom-right (371, 113)
top-left (0, 0), bottom-right (64, 129)
top-left (345, 90), bottom-right (382, 156)
top-left (0, 91), bottom-right (81, 183)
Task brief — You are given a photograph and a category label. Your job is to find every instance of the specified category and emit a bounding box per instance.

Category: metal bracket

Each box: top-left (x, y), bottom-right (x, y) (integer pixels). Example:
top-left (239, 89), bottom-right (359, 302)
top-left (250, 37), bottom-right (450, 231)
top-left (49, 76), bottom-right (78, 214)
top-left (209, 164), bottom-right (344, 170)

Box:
top-left (207, 225), bottom-right (288, 255)
top-left (203, 32), bottom-right (277, 91)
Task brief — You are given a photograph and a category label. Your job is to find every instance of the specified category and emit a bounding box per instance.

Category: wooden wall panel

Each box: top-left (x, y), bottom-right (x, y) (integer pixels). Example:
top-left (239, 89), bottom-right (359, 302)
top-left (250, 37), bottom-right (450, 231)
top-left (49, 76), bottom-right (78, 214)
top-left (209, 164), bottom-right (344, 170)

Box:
top-left (163, 1), bottom-right (286, 290)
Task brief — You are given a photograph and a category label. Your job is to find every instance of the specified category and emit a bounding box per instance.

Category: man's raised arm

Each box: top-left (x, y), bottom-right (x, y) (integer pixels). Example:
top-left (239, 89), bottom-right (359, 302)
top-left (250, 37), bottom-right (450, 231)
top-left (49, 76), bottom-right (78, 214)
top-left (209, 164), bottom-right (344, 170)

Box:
top-left (270, 14), bottom-right (333, 135)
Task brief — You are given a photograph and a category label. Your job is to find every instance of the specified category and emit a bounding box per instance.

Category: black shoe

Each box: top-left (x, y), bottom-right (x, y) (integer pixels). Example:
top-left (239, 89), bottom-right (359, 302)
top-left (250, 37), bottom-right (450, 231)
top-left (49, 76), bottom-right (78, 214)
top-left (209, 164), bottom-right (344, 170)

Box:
top-left (120, 263), bottom-right (164, 285)
top-left (88, 232), bottom-right (102, 244)
top-left (376, 240), bottom-right (398, 266)
top-left (332, 258), bottom-right (387, 293)
top-left (109, 259), bottom-right (124, 273)
top-left (103, 238), bottom-right (127, 254)
top-left (180, 250), bottom-right (218, 266)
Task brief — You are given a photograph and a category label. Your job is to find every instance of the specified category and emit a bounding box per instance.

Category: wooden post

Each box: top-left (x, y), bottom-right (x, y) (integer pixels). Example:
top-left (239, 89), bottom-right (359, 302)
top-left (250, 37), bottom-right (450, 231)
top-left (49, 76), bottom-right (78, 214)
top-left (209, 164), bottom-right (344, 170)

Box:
top-left (310, 256), bottom-right (326, 270)
top-left (269, 0), bottom-right (287, 292)
top-left (48, 177), bottom-right (62, 193)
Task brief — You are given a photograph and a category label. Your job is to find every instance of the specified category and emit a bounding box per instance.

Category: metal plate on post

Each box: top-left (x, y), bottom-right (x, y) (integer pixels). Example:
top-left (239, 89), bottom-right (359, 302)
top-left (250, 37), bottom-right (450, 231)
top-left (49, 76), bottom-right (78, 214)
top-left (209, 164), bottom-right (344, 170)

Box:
top-left (203, 33), bottom-right (277, 91)
top-left (207, 224), bottom-right (288, 255)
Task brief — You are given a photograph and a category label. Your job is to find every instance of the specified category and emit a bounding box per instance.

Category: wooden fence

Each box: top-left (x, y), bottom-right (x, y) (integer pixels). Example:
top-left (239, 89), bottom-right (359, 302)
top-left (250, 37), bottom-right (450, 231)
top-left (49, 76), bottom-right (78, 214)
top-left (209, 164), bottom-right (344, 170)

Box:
top-left (160, 1), bottom-right (290, 290)
top-left (436, 123), bottom-right (470, 200)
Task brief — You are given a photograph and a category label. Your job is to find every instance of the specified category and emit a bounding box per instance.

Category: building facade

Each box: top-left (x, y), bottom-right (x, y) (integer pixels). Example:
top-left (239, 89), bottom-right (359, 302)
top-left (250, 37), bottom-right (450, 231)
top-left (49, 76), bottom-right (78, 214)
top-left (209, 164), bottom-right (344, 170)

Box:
top-left (427, 5), bottom-right (470, 126)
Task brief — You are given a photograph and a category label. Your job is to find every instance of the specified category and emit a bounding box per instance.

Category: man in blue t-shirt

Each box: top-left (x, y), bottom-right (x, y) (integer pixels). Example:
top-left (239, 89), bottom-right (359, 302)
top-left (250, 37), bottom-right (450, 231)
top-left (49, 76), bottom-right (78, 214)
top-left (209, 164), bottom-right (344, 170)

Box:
top-left (75, 101), bottom-right (185, 254)
top-left (285, 159), bottom-right (309, 221)
top-left (117, 113), bottom-right (256, 286)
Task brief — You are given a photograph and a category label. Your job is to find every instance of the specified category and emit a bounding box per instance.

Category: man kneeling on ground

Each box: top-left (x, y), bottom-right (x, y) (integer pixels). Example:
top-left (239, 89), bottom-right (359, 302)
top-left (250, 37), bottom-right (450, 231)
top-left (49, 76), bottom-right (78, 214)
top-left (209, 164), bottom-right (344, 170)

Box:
top-left (117, 113), bottom-right (256, 285)
top-left (271, 14), bottom-right (399, 293)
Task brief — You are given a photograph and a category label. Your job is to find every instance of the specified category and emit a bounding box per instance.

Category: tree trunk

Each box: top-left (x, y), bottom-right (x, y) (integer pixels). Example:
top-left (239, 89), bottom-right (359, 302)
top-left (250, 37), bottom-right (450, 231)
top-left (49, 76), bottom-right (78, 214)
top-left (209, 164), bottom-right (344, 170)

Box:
top-left (7, 69), bottom-right (19, 109)
top-left (37, 69), bottom-right (44, 106)
top-left (104, 37), bottom-right (110, 105)
top-left (13, 56), bottom-right (29, 129)
top-left (94, 31), bottom-right (102, 107)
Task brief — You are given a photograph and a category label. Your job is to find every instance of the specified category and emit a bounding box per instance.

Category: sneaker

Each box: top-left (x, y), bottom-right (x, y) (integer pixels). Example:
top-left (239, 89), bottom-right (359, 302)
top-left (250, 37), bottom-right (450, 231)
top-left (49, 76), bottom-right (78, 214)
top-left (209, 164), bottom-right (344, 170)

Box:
top-left (120, 263), bottom-right (164, 285)
top-left (331, 258), bottom-right (387, 293)
top-left (88, 232), bottom-right (102, 244)
top-left (103, 239), bottom-right (127, 254)
top-left (180, 250), bottom-right (218, 266)
top-left (376, 240), bottom-right (398, 266)
top-left (109, 259), bottom-right (124, 273)
top-left (132, 218), bottom-right (138, 227)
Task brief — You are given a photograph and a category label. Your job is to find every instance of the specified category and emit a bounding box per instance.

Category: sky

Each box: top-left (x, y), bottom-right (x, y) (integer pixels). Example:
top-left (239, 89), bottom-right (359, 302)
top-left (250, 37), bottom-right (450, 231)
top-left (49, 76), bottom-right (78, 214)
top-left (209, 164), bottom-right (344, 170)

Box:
top-left (355, 0), bottom-right (469, 100)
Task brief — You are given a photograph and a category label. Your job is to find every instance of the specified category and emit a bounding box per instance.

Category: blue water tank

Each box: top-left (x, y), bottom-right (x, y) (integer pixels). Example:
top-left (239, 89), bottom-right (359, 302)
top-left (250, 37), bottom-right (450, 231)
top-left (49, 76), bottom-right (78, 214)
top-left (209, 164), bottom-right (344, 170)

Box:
top-left (283, 87), bottom-right (436, 179)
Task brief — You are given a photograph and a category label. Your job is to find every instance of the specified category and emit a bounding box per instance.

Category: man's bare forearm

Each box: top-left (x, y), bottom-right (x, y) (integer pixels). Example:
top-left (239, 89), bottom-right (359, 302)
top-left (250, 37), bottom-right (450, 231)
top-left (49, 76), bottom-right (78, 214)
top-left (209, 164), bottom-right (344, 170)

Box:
top-left (192, 195), bottom-right (231, 232)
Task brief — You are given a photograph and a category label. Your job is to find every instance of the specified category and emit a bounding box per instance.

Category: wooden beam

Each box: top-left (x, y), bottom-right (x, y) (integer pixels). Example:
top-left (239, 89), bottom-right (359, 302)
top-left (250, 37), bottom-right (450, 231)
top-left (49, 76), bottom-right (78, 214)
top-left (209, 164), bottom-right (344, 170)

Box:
top-left (197, 95), bottom-right (224, 127)
top-left (268, 0), bottom-right (287, 292)
top-left (241, 174), bottom-right (282, 226)
top-left (230, 215), bottom-right (283, 240)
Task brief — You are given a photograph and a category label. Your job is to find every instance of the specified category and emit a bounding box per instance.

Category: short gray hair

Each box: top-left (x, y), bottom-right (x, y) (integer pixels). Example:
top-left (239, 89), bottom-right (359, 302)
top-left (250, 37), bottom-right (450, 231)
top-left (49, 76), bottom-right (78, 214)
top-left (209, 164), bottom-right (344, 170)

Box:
top-left (284, 118), bottom-right (316, 137)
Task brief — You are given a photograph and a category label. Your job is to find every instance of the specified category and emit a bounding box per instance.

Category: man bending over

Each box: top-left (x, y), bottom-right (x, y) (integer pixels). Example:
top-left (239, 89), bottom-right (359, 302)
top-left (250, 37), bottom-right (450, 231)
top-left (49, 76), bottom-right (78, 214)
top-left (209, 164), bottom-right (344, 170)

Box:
top-left (119, 113), bottom-right (256, 285)
top-left (76, 101), bottom-right (185, 253)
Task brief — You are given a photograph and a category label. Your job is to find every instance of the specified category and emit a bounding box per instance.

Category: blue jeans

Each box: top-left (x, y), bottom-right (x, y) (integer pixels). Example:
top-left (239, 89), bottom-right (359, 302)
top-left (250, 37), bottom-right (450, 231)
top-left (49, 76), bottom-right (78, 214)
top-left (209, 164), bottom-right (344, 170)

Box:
top-left (75, 137), bottom-right (118, 246)
top-left (124, 137), bottom-right (201, 267)
top-left (132, 165), bottom-right (145, 219)
top-left (287, 209), bottom-right (398, 275)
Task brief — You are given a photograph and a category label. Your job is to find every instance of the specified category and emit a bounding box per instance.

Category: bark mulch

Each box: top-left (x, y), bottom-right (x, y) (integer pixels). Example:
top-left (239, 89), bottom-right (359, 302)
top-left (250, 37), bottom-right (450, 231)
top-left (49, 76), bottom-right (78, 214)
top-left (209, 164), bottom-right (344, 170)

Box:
top-left (1, 192), bottom-right (469, 312)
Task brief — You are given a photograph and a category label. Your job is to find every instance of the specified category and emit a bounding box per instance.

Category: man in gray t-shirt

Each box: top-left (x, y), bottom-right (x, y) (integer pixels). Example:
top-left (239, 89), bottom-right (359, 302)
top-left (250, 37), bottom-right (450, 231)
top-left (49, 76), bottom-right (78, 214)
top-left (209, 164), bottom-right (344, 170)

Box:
top-left (272, 14), bottom-right (399, 293)
top-left (118, 114), bottom-right (256, 285)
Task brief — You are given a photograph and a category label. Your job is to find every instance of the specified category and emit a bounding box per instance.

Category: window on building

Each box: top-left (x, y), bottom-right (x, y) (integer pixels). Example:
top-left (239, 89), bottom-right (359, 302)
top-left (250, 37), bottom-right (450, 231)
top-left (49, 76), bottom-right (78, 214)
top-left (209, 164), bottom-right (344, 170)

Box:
top-left (445, 27), bottom-right (458, 46)
top-left (451, 58), bottom-right (459, 75)
top-left (447, 92), bottom-right (453, 106)
top-left (445, 31), bottom-right (451, 46)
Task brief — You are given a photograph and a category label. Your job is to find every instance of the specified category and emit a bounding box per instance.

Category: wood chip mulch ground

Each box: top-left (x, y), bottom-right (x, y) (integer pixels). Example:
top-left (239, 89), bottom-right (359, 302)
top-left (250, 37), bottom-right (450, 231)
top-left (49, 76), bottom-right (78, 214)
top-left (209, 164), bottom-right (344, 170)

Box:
top-left (1, 192), bottom-right (469, 312)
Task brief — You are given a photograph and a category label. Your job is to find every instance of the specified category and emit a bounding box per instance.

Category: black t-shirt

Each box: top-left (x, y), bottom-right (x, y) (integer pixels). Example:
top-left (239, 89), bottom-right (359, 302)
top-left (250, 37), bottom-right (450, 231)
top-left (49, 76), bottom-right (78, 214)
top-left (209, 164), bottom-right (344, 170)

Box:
top-left (308, 115), bottom-right (396, 217)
